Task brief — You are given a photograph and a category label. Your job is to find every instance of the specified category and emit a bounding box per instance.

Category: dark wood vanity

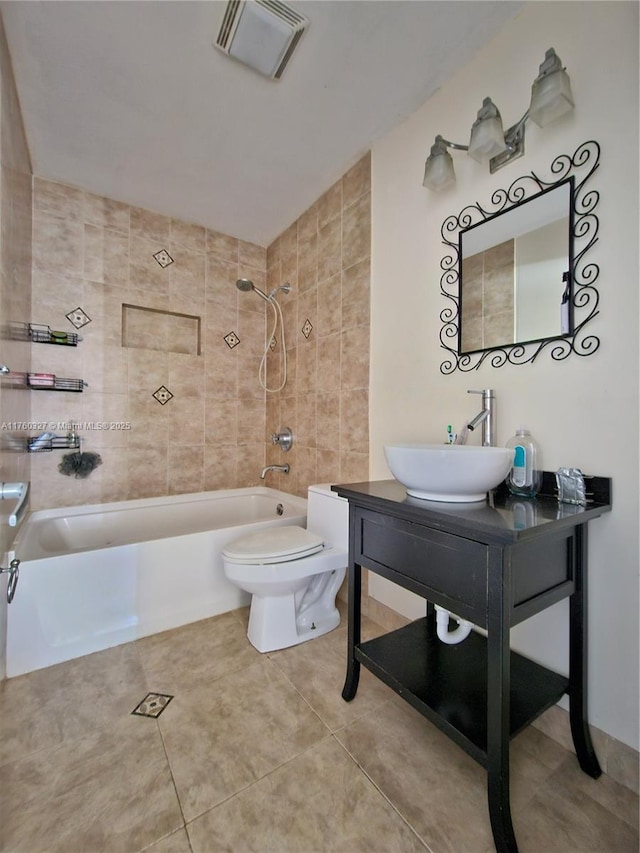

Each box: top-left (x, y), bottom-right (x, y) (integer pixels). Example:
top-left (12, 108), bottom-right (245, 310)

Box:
top-left (333, 474), bottom-right (611, 853)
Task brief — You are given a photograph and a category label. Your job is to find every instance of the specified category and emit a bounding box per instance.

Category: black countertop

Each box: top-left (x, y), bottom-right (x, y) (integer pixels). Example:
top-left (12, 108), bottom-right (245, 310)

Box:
top-left (332, 474), bottom-right (612, 545)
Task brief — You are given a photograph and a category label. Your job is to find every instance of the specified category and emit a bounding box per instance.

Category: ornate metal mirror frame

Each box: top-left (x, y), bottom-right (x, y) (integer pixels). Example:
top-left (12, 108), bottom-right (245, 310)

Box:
top-left (439, 140), bottom-right (600, 373)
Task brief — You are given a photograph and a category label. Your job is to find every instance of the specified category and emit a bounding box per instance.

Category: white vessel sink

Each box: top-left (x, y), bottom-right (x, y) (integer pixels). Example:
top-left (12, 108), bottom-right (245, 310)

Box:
top-left (384, 443), bottom-right (513, 503)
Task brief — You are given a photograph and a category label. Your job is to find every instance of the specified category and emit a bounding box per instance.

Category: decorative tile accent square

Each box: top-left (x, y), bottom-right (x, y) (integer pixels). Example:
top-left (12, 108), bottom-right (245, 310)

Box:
top-left (153, 249), bottom-right (174, 268)
top-left (131, 692), bottom-right (174, 719)
top-left (224, 331), bottom-right (241, 349)
top-left (66, 307), bottom-right (92, 329)
top-left (153, 385), bottom-right (174, 405)
top-left (302, 318), bottom-right (313, 339)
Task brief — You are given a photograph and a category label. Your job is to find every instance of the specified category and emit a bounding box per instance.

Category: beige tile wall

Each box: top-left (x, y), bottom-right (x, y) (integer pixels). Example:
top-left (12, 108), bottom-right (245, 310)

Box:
top-left (29, 181), bottom-right (269, 509)
top-left (0, 18), bottom-right (32, 521)
top-left (0, 14), bottom-right (32, 677)
top-left (264, 153), bottom-right (371, 497)
top-left (27, 154), bottom-right (371, 510)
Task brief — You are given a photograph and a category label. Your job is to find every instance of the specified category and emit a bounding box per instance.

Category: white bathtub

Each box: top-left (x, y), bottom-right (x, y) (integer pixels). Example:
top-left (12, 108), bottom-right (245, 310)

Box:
top-left (7, 487), bottom-right (307, 677)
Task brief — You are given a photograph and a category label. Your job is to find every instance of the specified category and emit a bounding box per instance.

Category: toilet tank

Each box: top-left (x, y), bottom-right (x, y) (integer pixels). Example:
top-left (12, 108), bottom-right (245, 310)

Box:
top-left (306, 484), bottom-right (349, 551)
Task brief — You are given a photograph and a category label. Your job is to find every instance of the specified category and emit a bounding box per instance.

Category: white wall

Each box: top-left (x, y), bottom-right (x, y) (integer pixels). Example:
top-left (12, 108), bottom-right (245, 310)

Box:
top-left (370, 2), bottom-right (638, 750)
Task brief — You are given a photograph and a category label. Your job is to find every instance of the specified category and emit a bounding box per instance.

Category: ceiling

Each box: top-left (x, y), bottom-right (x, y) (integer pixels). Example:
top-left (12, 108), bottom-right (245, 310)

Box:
top-left (1, 1), bottom-right (522, 247)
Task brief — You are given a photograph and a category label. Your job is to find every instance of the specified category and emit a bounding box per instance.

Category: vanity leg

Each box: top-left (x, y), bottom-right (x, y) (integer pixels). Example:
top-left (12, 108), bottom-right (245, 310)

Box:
top-left (341, 561), bottom-right (361, 701)
top-left (487, 548), bottom-right (518, 853)
top-left (569, 525), bottom-right (602, 778)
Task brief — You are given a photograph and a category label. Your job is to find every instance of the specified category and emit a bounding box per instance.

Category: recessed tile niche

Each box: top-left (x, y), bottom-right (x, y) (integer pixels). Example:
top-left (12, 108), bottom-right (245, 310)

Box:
top-left (121, 303), bottom-right (201, 355)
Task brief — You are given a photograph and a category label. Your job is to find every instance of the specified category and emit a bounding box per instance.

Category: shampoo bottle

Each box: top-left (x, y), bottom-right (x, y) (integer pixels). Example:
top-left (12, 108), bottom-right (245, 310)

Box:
top-left (505, 427), bottom-right (542, 497)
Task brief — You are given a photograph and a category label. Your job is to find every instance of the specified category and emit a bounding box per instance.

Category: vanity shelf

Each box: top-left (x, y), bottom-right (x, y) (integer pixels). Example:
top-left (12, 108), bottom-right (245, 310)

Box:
top-left (334, 477), bottom-right (612, 853)
top-left (28, 324), bottom-right (79, 346)
top-left (27, 374), bottom-right (85, 392)
top-left (357, 618), bottom-right (568, 766)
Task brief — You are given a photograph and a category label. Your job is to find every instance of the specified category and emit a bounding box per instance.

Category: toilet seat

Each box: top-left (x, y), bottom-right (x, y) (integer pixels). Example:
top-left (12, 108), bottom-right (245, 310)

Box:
top-left (222, 525), bottom-right (325, 565)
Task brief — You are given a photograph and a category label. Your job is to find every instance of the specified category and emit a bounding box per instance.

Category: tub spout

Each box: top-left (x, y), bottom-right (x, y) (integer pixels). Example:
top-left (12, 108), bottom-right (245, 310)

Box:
top-left (260, 464), bottom-right (290, 479)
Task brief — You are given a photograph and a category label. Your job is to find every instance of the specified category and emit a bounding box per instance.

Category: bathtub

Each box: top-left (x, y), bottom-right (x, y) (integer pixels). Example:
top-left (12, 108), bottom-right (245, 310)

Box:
top-left (6, 487), bottom-right (307, 677)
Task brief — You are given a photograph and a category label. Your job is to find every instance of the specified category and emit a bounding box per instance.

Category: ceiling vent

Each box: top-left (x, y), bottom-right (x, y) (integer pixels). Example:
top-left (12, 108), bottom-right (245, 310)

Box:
top-left (214, 0), bottom-right (309, 80)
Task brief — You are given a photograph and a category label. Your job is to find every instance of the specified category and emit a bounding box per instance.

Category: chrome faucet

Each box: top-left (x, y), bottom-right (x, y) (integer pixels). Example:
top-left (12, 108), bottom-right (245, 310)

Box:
top-left (260, 464), bottom-right (290, 479)
top-left (0, 481), bottom-right (30, 527)
top-left (466, 389), bottom-right (496, 446)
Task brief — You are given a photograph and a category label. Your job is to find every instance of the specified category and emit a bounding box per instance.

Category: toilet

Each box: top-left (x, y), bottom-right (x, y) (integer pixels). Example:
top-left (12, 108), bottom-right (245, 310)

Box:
top-left (222, 484), bottom-right (348, 652)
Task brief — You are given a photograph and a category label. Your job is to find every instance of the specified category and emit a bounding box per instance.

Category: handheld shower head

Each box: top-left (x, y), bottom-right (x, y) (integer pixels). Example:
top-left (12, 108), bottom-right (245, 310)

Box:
top-left (236, 278), bottom-right (270, 302)
top-left (236, 279), bottom-right (290, 393)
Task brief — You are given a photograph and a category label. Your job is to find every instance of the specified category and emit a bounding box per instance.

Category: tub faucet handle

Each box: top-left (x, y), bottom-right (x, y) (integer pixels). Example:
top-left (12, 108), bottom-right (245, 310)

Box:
top-left (270, 427), bottom-right (293, 452)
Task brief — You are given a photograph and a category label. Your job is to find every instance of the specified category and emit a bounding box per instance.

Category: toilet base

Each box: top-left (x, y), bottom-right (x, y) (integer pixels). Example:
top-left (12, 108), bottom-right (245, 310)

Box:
top-left (247, 583), bottom-right (343, 653)
top-left (223, 542), bottom-right (348, 654)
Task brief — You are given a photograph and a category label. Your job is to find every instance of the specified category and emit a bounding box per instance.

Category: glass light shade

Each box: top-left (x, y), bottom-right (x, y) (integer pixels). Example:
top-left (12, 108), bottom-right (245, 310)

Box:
top-left (423, 139), bottom-right (456, 191)
top-left (468, 98), bottom-right (507, 163)
top-left (529, 66), bottom-right (574, 127)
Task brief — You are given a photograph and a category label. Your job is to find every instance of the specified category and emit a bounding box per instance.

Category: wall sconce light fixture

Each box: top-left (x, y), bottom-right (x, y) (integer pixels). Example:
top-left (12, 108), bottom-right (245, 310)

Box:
top-left (423, 48), bottom-right (575, 191)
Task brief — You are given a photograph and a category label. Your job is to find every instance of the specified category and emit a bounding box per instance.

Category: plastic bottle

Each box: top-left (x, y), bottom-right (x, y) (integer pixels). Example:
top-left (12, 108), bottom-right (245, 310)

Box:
top-left (67, 422), bottom-right (79, 448)
top-left (505, 427), bottom-right (542, 497)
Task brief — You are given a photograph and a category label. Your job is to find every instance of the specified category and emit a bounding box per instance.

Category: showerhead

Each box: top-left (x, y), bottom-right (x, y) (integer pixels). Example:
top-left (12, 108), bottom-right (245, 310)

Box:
top-left (236, 278), bottom-right (270, 302)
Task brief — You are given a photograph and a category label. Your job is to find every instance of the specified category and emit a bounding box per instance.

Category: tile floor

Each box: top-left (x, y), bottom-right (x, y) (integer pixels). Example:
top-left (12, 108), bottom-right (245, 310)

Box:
top-left (0, 605), bottom-right (637, 853)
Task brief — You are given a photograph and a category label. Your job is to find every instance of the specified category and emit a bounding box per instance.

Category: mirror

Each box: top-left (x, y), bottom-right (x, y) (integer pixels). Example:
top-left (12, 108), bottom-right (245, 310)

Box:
top-left (439, 140), bottom-right (601, 373)
top-left (459, 180), bottom-right (572, 353)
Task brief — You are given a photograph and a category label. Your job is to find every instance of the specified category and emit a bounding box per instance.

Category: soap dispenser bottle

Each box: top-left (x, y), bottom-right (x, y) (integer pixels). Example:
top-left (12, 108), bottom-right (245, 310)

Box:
top-left (505, 427), bottom-right (542, 497)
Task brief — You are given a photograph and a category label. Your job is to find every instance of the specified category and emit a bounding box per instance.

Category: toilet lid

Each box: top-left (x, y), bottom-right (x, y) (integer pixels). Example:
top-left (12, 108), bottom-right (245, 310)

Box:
top-left (222, 525), bottom-right (325, 564)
